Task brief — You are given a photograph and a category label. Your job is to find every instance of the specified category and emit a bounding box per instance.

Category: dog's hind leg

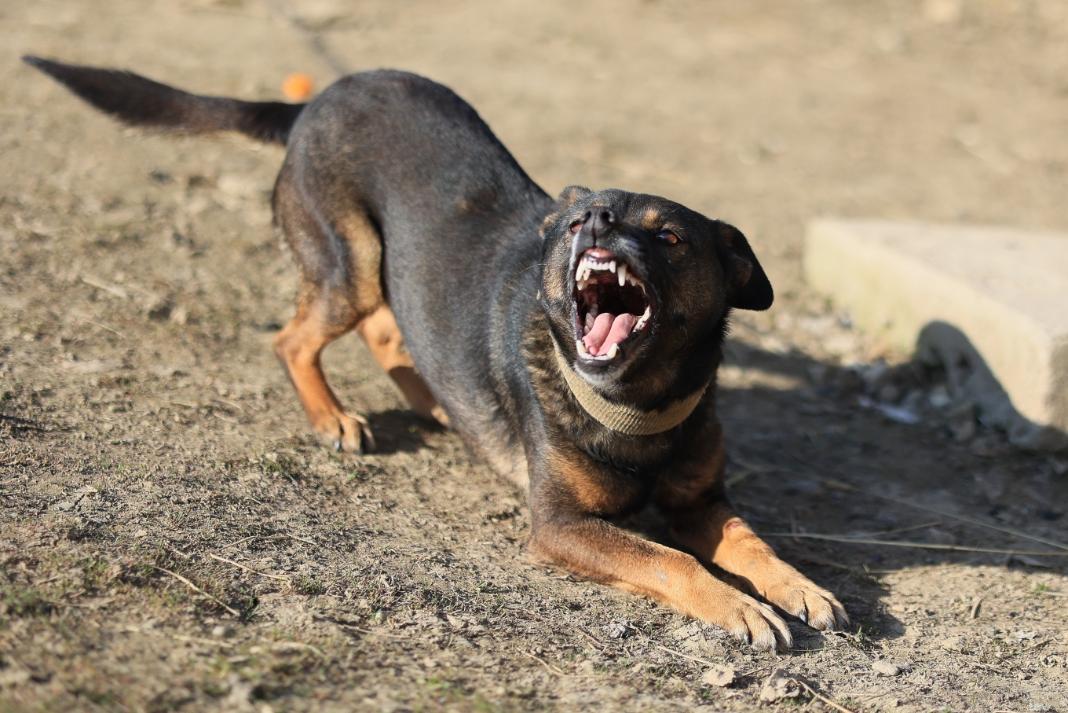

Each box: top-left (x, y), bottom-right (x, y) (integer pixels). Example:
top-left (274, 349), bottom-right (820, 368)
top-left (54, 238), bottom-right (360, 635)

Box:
top-left (273, 165), bottom-right (447, 449)
top-left (355, 305), bottom-right (450, 428)
top-left (272, 170), bottom-right (384, 453)
top-left (273, 285), bottom-right (374, 452)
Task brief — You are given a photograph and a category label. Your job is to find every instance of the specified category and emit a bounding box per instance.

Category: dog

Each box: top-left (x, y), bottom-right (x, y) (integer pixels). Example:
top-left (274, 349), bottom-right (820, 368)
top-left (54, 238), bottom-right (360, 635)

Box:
top-left (25, 56), bottom-right (847, 650)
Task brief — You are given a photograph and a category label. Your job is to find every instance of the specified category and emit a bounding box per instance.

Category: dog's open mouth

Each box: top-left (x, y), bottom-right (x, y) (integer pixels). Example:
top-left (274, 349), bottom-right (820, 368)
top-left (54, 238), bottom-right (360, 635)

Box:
top-left (572, 248), bottom-right (653, 362)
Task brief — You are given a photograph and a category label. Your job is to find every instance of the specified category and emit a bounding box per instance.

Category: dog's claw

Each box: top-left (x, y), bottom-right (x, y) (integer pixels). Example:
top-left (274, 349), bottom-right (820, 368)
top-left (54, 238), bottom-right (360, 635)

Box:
top-left (719, 592), bottom-right (793, 652)
top-left (314, 411), bottom-right (374, 454)
top-left (763, 577), bottom-right (848, 632)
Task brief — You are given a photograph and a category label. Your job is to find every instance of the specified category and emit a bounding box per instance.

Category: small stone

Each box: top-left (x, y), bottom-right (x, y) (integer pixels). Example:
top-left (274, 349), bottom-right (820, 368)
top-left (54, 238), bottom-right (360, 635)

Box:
top-left (604, 620), bottom-right (631, 639)
top-left (759, 668), bottom-right (801, 703)
top-left (940, 635), bottom-right (965, 652)
top-left (701, 664), bottom-right (735, 687)
top-left (873, 660), bottom-right (901, 676)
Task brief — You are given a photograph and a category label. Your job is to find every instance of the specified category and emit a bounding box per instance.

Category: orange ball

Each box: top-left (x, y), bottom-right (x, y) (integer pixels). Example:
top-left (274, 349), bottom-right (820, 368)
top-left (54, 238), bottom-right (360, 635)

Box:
top-left (282, 73), bottom-right (314, 101)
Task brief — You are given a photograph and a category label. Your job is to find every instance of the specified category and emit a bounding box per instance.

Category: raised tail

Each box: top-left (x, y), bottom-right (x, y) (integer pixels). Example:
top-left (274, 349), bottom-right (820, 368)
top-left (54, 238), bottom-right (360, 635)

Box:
top-left (22, 55), bottom-right (304, 145)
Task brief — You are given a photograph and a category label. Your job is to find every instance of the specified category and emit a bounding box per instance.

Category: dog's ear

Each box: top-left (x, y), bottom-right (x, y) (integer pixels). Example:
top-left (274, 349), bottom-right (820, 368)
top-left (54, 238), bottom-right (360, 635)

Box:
top-left (539, 185), bottom-right (592, 238)
top-left (715, 222), bottom-right (773, 311)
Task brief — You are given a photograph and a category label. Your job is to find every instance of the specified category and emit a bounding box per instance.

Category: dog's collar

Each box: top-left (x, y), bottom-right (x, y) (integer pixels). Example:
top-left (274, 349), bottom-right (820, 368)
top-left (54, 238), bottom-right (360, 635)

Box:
top-left (552, 341), bottom-right (708, 436)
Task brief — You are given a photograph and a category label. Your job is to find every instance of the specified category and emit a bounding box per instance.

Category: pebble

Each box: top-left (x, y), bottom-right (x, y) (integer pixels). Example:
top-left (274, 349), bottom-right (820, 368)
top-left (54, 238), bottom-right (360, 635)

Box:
top-left (940, 635), bottom-right (965, 652)
top-left (604, 620), bottom-right (631, 639)
top-left (701, 664), bottom-right (735, 687)
top-left (873, 660), bottom-right (902, 676)
top-left (759, 668), bottom-right (800, 702)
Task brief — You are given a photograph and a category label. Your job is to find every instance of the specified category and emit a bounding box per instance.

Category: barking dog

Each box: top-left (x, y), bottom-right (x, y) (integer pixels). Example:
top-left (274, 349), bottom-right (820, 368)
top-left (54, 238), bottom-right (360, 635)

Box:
top-left (26, 56), bottom-right (847, 649)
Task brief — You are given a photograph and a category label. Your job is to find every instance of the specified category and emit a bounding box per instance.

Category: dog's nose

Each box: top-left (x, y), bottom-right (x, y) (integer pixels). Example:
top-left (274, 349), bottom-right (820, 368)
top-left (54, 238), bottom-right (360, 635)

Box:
top-left (581, 207), bottom-right (616, 239)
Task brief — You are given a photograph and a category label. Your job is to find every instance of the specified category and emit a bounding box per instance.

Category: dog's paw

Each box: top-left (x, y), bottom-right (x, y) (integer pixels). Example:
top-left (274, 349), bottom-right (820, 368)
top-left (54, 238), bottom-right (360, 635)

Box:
top-left (313, 411), bottom-right (375, 453)
top-left (761, 577), bottom-right (849, 631)
top-left (709, 591), bottom-right (793, 652)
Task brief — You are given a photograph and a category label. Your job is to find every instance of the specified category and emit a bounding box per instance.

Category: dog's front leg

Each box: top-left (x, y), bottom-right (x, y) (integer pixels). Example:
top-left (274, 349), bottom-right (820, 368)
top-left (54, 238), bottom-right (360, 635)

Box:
top-left (652, 428), bottom-right (849, 632)
top-left (665, 500), bottom-right (849, 631)
top-left (526, 492), bottom-right (792, 651)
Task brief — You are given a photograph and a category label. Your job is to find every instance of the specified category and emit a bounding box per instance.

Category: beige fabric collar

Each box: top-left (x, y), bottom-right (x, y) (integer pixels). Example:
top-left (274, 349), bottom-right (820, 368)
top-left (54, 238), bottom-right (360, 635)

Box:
top-left (552, 341), bottom-right (708, 436)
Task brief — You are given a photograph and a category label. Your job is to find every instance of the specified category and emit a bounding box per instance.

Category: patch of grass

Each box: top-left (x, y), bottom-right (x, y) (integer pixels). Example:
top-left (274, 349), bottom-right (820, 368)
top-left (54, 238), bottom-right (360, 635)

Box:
top-left (118, 561), bottom-right (159, 587)
top-left (229, 589), bottom-right (259, 621)
top-left (70, 687), bottom-right (120, 707)
top-left (1, 584), bottom-right (55, 620)
top-left (80, 557), bottom-right (112, 591)
top-left (416, 677), bottom-right (501, 713)
top-left (293, 575), bottom-right (326, 596)
top-left (258, 453), bottom-right (304, 480)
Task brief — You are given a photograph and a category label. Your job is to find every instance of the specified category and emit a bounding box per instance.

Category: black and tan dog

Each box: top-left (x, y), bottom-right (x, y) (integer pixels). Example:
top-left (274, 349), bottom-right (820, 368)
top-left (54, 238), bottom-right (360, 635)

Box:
top-left (25, 56), bottom-right (847, 649)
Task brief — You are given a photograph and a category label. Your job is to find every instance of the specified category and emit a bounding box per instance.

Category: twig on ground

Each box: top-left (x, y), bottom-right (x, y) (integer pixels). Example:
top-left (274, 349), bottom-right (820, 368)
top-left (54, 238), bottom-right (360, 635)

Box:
top-left (523, 651), bottom-right (565, 676)
top-left (823, 478), bottom-right (1068, 552)
top-left (207, 552), bottom-right (290, 581)
top-left (333, 622), bottom-right (409, 640)
top-left (81, 275), bottom-right (129, 299)
top-left (762, 532), bottom-right (1068, 557)
top-left (153, 565), bottom-right (240, 617)
top-left (219, 532), bottom-right (315, 550)
top-left (854, 521), bottom-right (942, 538)
top-left (651, 642), bottom-right (719, 668)
top-left (793, 678), bottom-right (858, 713)
top-left (272, 641), bottom-right (325, 658)
top-left (81, 319), bottom-right (124, 338)
top-left (576, 626), bottom-right (607, 650)
top-left (165, 545), bottom-right (193, 560)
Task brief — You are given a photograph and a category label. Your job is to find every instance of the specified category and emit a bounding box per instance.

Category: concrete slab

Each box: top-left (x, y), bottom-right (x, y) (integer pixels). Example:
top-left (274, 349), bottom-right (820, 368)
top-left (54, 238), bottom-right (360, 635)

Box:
top-left (804, 219), bottom-right (1068, 450)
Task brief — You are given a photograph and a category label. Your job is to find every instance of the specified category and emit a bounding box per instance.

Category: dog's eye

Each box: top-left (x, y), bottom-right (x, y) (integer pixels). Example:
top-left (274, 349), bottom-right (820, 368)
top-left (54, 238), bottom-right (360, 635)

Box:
top-left (657, 230), bottom-right (681, 246)
top-left (569, 220), bottom-right (584, 234)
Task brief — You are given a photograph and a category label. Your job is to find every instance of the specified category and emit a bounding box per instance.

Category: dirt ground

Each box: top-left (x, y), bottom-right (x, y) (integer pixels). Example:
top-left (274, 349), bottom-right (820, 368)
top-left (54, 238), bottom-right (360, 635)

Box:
top-left (3, 1), bottom-right (1068, 711)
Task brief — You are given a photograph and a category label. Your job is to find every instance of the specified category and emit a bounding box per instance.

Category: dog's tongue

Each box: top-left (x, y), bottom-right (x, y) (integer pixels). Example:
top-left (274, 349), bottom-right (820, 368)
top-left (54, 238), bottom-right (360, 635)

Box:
top-left (583, 312), bottom-right (637, 356)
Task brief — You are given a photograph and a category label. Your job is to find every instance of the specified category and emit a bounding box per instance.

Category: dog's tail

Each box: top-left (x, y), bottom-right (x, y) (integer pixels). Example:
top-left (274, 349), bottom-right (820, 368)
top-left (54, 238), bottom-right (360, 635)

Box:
top-left (22, 55), bottom-right (304, 145)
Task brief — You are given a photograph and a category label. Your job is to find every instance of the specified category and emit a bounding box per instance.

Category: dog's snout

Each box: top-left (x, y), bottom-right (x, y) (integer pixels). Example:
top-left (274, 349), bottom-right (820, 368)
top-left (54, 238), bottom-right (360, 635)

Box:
top-left (581, 207), bottom-right (616, 239)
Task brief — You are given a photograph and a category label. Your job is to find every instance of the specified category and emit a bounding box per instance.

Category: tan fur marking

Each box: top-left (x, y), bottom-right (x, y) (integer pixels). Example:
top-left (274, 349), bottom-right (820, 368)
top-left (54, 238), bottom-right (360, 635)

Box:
top-left (670, 503), bottom-right (848, 630)
top-left (355, 305), bottom-right (449, 427)
top-left (547, 450), bottom-right (626, 514)
top-left (527, 516), bottom-right (792, 649)
top-left (640, 207), bottom-right (661, 231)
top-left (273, 297), bottom-right (371, 451)
top-left (336, 211), bottom-right (385, 316)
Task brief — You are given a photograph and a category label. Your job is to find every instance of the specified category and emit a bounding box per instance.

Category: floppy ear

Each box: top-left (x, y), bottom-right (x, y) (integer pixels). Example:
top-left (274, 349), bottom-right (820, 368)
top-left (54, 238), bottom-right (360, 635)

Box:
top-left (539, 185), bottom-right (592, 238)
top-left (716, 222), bottom-right (774, 311)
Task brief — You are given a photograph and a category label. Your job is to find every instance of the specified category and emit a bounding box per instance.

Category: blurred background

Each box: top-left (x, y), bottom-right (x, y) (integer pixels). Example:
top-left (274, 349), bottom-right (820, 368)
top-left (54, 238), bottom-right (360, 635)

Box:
top-left (6, 0), bottom-right (1068, 297)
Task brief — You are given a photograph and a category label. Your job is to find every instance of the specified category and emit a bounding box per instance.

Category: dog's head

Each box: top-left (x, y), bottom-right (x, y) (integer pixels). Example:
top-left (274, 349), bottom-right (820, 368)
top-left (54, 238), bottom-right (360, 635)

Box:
top-left (539, 186), bottom-right (772, 396)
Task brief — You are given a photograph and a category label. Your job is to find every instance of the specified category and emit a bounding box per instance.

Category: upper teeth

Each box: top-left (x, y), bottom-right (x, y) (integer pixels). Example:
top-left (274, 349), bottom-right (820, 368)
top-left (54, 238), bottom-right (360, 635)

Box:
top-left (575, 255), bottom-right (642, 290)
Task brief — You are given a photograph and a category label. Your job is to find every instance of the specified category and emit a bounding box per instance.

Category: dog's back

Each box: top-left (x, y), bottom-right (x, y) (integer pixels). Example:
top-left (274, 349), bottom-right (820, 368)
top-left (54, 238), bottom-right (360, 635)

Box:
top-left (277, 70), bottom-right (552, 472)
top-left (25, 57), bottom-right (549, 469)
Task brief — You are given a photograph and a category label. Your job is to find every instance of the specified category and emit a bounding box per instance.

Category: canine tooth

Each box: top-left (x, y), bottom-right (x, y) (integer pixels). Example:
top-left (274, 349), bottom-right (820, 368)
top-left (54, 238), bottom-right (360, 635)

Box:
top-left (576, 339), bottom-right (587, 355)
top-left (635, 305), bottom-right (651, 331)
top-left (605, 343), bottom-right (619, 359)
top-left (617, 264), bottom-right (627, 286)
